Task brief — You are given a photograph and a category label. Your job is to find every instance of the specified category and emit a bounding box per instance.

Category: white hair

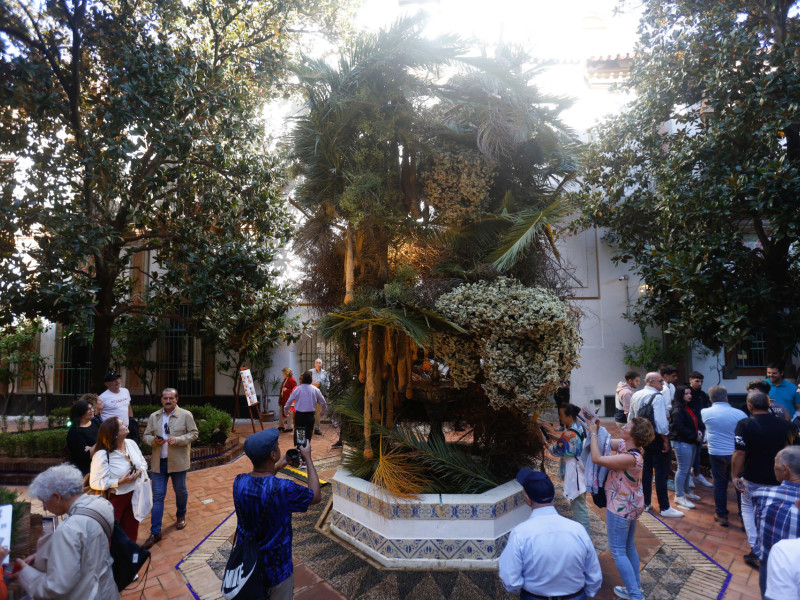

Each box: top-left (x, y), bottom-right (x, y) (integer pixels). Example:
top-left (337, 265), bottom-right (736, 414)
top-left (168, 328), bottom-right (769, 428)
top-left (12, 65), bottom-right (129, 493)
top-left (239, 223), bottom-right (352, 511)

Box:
top-left (28, 464), bottom-right (84, 501)
top-left (777, 447), bottom-right (800, 478)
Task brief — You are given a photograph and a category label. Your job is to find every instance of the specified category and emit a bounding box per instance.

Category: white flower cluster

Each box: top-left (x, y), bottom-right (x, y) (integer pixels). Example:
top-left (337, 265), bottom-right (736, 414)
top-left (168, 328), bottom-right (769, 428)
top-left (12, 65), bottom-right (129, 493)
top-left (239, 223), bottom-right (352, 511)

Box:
top-left (435, 278), bottom-right (581, 412)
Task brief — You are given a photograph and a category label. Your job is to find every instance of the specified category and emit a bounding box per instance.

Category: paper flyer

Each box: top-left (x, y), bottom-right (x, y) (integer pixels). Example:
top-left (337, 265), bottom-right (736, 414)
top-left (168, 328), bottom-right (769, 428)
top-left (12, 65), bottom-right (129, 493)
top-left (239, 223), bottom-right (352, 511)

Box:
top-left (240, 368), bottom-right (259, 407)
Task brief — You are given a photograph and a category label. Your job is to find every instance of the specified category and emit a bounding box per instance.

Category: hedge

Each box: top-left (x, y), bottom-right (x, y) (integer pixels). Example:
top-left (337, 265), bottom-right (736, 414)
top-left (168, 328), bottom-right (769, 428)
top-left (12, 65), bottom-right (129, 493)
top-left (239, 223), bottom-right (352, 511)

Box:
top-left (1, 404), bottom-right (233, 458)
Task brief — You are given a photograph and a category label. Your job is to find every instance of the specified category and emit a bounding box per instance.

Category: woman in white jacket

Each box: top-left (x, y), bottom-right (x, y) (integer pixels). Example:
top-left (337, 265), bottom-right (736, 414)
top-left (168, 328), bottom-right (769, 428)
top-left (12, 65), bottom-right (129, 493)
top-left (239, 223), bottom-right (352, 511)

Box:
top-left (90, 417), bottom-right (148, 542)
top-left (16, 464), bottom-right (119, 599)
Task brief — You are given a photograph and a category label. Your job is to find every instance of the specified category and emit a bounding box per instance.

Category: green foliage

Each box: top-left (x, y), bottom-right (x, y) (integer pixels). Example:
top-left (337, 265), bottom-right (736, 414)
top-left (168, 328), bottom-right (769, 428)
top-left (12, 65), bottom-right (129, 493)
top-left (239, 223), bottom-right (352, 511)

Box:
top-left (0, 487), bottom-right (27, 546)
top-left (0, 0), bottom-right (347, 388)
top-left (435, 278), bottom-right (581, 413)
top-left (0, 319), bottom-right (48, 414)
top-left (132, 404), bottom-right (232, 446)
top-left (0, 430), bottom-right (67, 458)
top-left (573, 0), bottom-right (800, 360)
top-left (621, 326), bottom-right (688, 371)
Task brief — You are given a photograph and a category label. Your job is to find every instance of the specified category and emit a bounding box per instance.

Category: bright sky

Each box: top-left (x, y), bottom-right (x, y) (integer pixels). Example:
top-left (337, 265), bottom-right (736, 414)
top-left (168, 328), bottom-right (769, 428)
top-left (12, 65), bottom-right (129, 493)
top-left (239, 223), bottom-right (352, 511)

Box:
top-left (353, 0), bottom-right (642, 133)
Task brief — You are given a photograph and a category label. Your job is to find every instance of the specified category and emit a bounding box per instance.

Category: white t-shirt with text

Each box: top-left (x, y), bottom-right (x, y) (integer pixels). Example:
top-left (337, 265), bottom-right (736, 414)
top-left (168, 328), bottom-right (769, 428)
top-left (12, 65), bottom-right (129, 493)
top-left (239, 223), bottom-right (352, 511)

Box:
top-left (99, 387), bottom-right (132, 423)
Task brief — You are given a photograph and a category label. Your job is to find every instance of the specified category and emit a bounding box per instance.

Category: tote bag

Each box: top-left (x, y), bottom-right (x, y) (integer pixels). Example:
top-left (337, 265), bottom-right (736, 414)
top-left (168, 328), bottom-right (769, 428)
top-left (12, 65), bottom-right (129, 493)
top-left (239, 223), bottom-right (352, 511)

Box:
top-left (221, 530), bottom-right (268, 600)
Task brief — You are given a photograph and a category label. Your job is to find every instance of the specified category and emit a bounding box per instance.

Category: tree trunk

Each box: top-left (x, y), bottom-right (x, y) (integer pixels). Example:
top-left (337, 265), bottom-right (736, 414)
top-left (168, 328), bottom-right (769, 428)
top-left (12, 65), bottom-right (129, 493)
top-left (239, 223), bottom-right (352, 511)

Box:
top-left (363, 326), bottom-right (382, 459)
top-left (344, 225), bottom-right (355, 305)
top-left (90, 314), bottom-right (114, 392)
top-left (358, 331), bottom-right (367, 384)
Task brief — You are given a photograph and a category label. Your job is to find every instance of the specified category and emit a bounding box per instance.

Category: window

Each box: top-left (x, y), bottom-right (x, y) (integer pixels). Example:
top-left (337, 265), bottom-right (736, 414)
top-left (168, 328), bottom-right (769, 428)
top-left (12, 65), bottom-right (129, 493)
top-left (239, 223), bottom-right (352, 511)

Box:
top-left (296, 330), bottom-right (339, 376)
top-left (156, 306), bottom-right (204, 396)
top-left (54, 318), bottom-right (93, 395)
top-left (735, 333), bottom-right (767, 369)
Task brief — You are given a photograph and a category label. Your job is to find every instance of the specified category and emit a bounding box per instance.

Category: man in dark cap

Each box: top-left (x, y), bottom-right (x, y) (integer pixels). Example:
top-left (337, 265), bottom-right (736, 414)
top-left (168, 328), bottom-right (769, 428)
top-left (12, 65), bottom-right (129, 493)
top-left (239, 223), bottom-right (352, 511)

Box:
top-left (229, 429), bottom-right (320, 600)
top-left (499, 469), bottom-right (602, 600)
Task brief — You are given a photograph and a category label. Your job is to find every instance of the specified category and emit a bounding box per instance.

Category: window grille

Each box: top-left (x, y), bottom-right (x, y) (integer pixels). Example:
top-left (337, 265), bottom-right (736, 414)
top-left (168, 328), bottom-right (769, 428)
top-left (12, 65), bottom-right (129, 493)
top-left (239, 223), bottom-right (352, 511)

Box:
top-left (735, 333), bottom-right (767, 369)
top-left (156, 306), bottom-right (204, 396)
top-left (54, 317), bottom-right (94, 395)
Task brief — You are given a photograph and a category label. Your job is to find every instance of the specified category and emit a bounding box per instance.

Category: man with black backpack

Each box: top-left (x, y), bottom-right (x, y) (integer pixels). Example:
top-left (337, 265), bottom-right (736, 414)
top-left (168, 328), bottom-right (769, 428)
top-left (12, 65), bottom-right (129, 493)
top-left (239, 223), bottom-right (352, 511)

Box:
top-left (629, 372), bottom-right (685, 518)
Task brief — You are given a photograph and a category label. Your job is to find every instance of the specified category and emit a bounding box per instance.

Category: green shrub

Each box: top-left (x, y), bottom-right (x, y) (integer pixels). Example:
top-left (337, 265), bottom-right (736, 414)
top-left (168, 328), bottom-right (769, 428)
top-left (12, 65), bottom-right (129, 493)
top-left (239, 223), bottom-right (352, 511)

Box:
top-left (133, 404), bottom-right (232, 446)
top-left (0, 487), bottom-right (26, 547)
top-left (0, 429), bottom-right (67, 458)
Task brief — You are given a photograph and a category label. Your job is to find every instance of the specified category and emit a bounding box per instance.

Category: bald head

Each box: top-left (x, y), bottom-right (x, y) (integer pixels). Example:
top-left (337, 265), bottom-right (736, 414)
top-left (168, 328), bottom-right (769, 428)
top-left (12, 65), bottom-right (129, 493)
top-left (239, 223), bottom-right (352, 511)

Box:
top-left (645, 372), bottom-right (664, 389)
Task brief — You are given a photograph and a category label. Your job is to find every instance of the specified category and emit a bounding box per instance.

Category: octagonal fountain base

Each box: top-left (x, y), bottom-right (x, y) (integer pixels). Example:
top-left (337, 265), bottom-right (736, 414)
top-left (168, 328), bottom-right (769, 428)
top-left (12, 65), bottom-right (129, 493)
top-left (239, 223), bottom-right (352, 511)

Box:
top-left (329, 466), bottom-right (529, 569)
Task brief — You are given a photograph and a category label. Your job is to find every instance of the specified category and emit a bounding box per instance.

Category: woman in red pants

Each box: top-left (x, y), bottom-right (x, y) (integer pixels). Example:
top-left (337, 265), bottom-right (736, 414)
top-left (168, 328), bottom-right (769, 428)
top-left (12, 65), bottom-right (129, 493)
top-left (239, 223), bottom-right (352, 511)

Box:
top-left (89, 417), bottom-right (148, 542)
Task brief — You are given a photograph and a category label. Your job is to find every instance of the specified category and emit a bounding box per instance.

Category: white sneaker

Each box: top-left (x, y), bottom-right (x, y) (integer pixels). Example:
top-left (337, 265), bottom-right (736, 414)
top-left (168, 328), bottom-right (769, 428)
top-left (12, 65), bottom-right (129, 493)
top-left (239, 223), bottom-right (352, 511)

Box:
top-left (676, 496), bottom-right (696, 509)
top-left (660, 507), bottom-right (685, 518)
top-left (613, 585), bottom-right (631, 599)
top-left (644, 504), bottom-right (652, 512)
top-left (686, 492), bottom-right (701, 501)
top-left (695, 474), bottom-right (713, 488)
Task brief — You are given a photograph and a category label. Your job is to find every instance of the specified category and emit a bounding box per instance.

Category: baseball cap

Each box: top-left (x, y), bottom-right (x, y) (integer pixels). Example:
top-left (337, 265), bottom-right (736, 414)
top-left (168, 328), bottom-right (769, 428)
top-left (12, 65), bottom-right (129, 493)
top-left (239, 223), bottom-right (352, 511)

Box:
top-left (516, 469), bottom-right (555, 503)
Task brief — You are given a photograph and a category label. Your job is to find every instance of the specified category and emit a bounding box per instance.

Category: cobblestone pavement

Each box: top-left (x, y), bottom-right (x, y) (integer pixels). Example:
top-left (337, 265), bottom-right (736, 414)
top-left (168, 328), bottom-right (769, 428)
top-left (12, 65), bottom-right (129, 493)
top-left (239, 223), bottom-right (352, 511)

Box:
top-left (14, 419), bottom-right (761, 599)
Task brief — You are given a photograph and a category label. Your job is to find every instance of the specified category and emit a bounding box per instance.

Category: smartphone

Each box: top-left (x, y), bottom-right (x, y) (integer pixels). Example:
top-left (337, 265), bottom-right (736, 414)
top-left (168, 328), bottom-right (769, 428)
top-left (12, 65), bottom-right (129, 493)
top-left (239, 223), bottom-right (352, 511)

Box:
top-left (155, 435), bottom-right (164, 440)
top-left (296, 428), bottom-right (306, 447)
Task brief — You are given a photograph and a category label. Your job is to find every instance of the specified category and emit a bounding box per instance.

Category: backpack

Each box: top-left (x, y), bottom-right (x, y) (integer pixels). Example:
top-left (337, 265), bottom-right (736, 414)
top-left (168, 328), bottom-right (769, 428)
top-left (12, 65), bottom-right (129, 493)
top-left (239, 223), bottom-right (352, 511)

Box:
top-left (73, 506), bottom-right (151, 591)
top-left (636, 393), bottom-right (659, 428)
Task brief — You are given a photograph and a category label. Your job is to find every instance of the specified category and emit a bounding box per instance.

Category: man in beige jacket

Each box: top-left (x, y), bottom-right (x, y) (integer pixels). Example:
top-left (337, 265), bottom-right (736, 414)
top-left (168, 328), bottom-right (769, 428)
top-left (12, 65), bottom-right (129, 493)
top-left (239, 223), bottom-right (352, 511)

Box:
top-left (143, 388), bottom-right (199, 548)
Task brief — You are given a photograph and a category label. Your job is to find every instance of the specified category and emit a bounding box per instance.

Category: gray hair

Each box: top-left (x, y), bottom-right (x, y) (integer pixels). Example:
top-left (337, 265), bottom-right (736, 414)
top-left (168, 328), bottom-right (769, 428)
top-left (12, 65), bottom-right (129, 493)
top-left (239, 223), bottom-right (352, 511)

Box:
top-left (28, 464), bottom-right (84, 501)
top-left (644, 372), bottom-right (660, 384)
top-left (708, 385), bottom-right (728, 403)
top-left (777, 447), bottom-right (800, 478)
top-left (162, 387), bottom-right (178, 398)
top-left (746, 391), bottom-right (770, 411)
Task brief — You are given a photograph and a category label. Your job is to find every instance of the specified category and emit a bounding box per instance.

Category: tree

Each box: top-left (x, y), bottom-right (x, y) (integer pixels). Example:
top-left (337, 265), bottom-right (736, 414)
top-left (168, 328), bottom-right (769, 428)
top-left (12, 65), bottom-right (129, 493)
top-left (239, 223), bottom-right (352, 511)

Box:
top-left (0, 0), bottom-right (345, 389)
top-left (0, 318), bottom-right (48, 415)
top-left (574, 0), bottom-right (800, 362)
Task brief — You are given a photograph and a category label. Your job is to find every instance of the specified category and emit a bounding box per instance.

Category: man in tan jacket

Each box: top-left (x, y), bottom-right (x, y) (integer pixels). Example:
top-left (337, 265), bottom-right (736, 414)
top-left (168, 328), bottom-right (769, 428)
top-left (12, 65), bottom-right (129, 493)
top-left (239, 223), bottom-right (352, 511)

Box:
top-left (142, 388), bottom-right (199, 548)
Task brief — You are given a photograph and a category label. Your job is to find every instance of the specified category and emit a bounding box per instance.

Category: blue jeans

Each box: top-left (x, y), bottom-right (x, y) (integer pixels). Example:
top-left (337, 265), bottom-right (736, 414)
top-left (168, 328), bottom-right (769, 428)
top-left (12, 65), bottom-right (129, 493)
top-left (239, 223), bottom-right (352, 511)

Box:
top-left (673, 441), bottom-right (696, 496)
top-left (708, 454), bottom-right (739, 517)
top-left (606, 510), bottom-right (643, 600)
top-left (150, 458), bottom-right (188, 535)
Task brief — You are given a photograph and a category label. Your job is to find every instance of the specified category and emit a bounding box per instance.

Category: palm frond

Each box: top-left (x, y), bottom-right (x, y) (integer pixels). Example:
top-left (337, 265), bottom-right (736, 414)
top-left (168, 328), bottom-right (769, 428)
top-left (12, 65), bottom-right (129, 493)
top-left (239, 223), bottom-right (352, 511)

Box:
top-left (489, 196), bottom-right (574, 271)
top-left (370, 440), bottom-right (428, 499)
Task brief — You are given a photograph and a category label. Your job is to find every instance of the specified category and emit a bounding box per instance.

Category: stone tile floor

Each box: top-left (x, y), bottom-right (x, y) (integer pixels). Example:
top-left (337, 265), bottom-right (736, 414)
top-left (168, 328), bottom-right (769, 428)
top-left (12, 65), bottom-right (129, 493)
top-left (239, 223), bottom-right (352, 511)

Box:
top-left (14, 419), bottom-right (762, 599)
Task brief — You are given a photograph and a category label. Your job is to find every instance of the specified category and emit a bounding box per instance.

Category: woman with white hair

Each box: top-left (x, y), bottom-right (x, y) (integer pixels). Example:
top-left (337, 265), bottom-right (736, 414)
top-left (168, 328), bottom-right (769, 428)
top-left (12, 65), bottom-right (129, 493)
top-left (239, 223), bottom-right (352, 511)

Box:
top-left (14, 464), bottom-right (118, 599)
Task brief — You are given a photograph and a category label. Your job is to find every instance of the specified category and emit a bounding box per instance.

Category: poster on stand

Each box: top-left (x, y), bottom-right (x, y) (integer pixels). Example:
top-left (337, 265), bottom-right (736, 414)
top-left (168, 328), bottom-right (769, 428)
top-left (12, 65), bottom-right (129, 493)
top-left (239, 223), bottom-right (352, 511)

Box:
top-left (240, 368), bottom-right (259, 407)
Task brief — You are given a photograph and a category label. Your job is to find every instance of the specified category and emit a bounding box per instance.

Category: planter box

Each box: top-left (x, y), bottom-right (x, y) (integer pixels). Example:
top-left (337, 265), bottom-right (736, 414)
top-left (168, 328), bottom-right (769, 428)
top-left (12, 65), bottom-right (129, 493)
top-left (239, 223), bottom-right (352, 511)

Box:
top-left (330, 466), bottom-right (530, 569)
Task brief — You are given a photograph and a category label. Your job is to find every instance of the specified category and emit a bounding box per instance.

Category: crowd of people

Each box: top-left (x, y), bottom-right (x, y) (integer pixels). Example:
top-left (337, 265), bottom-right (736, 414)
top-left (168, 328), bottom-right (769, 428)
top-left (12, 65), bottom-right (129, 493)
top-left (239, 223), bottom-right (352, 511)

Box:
top-left (504, 362), bottom-right (800, 600)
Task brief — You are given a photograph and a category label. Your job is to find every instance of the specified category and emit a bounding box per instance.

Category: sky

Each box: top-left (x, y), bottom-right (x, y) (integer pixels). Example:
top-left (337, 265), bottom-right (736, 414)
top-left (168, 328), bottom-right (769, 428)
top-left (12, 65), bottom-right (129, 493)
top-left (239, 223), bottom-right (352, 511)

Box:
top-left (352, 0), bottom-right (643, 133)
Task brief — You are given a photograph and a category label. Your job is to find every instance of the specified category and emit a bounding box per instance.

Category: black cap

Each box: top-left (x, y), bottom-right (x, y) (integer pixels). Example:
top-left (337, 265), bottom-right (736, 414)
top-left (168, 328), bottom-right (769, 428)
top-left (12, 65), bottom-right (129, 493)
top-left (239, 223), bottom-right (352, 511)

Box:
top-left (103, 372), bottom-right (120, 382)
top-left (516, 469), bottom-right (555, 504)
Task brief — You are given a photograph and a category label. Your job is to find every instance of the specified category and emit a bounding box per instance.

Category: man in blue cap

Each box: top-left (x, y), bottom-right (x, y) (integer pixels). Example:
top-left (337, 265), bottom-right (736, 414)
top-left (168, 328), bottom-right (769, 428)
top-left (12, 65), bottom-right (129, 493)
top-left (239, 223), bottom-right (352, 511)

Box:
top-left (229, 428), bottom-right (320, 600)
top-left (499, 469), bottom-right (602, 600)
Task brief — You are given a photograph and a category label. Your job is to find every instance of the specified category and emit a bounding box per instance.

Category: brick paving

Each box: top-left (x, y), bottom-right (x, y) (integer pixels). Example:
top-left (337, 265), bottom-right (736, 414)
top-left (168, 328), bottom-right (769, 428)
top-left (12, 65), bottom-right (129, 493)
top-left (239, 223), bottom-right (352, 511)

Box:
top-left (12, 419), bottom-right (763, 599)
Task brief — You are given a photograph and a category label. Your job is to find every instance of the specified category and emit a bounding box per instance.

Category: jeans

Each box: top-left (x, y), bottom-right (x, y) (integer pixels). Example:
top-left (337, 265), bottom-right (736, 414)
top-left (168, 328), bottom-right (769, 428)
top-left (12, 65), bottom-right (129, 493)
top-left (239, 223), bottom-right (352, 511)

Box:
top-left (150, 459), bottom-right (188, 535)
top-left (570, 493), bottom-right (591, 535)
top-left (642, 443), bottom-right (671, 511)
top-left (692, 441), bottom-right (702, 476)
top-left (606, 510), bottom-right (643, 600)
top-left (708, 454), bottom-right (739, 517)
top-left (673, 441), bottom-right (696, 497)
top-left (742, 480), bottom-right (771, 550)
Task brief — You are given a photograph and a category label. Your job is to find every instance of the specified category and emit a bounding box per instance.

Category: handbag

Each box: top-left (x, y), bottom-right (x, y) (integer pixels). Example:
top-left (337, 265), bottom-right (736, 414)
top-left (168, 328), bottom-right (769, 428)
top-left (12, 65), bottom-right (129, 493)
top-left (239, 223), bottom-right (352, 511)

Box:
top-left (221, 530), bottom-right (269, 599)
top-left (132, 470), bottom-right (153, 522)
top-left (83, 449), bottom-right (119, 499)
top-left (73, 505), bottom-right (151, 590)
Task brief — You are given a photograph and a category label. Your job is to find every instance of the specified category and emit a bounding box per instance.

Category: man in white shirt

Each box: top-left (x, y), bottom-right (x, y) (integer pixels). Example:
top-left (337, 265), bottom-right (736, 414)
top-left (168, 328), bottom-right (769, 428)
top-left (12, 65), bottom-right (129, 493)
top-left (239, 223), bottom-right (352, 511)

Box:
top-left (659, 364), bottom-right (678, 413)
top-left (630, 372), bottom-right (684, 518)
top-left (499, 469), bottom-right (602, 599)
top-left (766, 536), bottom-right (800, 600)
top-left (311, 358), bottom-right (330, 435)
top-left (99, 372), bottom-right (132, 421)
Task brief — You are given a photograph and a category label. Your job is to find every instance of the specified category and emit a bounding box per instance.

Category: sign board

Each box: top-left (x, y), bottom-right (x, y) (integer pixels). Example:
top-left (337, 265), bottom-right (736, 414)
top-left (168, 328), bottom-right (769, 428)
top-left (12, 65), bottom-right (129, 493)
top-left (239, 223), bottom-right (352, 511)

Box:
top-left (239, 368), bottom-right (259, 407)
top-left (0, 504), bottom-right (11, 564)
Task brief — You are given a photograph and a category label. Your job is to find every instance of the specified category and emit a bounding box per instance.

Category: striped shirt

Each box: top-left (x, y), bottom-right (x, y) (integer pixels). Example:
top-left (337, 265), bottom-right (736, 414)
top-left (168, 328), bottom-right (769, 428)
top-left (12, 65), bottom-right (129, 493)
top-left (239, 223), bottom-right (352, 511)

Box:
top-left (753, 481), bottom-right (800, 562)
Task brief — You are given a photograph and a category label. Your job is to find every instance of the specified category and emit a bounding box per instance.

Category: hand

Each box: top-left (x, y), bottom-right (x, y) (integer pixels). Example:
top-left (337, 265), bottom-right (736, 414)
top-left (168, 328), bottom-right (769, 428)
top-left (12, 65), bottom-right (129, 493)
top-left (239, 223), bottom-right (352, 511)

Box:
top-left (23, 553), bottom-right (36, 565)
top-left (152, 437), bottom-right (165, 446)
top-left (584, 419), bottom-right (598, 435)
top-left (298, 441), bottom-right (312, 461)
top-left (84, 445), bottom-right (92, 453)
top-left (734, 477), bottom-right (746, 492)
top-left (166, 437), bottom-right (177, 445)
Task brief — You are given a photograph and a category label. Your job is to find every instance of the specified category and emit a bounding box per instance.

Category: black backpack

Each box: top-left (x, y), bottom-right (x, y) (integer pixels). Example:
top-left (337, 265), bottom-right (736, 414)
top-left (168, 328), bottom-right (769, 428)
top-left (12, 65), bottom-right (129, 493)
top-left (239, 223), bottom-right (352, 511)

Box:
top-left (73, 505), bottom-right (151, 590)
top-left (636, 393), bottom-right (658, 427)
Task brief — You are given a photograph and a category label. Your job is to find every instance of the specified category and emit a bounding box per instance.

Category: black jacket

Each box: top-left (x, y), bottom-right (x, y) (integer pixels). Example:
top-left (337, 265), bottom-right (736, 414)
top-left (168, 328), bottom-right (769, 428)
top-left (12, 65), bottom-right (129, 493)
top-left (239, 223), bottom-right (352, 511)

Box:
top-left (669, 405), bottom-right (701, 443)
